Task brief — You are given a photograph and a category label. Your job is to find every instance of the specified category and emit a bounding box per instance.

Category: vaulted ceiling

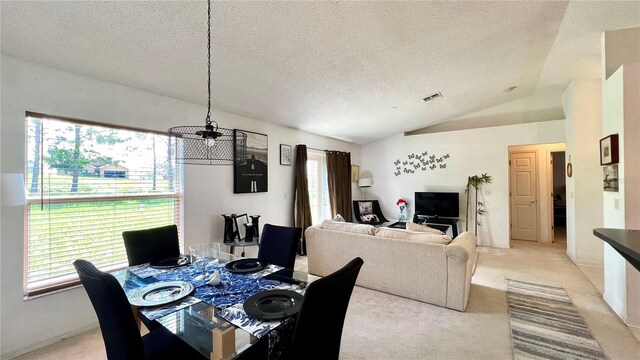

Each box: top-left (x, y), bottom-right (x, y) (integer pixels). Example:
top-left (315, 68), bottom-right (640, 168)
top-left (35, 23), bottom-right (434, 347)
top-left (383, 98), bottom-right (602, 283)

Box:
top-left (2, 1), bottom-right (639, 144)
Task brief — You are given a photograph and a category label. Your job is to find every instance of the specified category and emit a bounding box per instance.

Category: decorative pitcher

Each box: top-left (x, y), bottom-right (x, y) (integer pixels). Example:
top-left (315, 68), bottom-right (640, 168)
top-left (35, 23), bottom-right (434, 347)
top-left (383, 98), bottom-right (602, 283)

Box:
top-left (222, 214), bottom-right (236, 244)
top-left (249, 215), bottom-right (261, 240)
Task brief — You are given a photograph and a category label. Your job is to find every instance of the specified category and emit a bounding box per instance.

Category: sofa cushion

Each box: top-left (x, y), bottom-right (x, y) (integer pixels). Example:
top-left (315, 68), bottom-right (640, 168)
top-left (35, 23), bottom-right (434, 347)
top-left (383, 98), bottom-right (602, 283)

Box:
top-left (375, 227), bottom-right (452, 244)
top-left (333, 214), bottom-right (346, 222)
top-left (406, 222), bottom-right (445, 235)
top-left (319, 220), bottom-right (376, 235)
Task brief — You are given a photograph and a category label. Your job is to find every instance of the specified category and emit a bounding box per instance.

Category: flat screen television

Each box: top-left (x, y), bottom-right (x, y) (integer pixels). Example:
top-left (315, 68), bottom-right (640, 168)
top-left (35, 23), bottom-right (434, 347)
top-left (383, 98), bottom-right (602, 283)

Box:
top-left (414, 192), bottom-right (459, 218)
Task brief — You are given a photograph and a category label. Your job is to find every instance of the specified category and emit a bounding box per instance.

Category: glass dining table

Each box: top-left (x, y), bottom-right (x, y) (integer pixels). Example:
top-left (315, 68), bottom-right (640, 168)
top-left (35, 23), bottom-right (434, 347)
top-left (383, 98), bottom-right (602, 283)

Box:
top-left (111, 252), bottom-right (314, 360)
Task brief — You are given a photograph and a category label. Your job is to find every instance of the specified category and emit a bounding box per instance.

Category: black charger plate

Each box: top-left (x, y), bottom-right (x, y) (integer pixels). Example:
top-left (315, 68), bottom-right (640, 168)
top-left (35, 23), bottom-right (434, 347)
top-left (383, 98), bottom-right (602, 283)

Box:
top-left (149, 256), bottom-right (190, 269)
top-left (243, 289), bottom-right (304, 321)
top-left (224, 258), bottom-right (267, 273)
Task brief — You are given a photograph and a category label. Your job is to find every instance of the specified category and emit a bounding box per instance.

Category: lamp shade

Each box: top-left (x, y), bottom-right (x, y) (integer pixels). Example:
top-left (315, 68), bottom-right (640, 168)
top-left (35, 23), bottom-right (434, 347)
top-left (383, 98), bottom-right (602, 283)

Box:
top-left (1, 173), bottom-right (26, 206)
top-left (358, 178), bottom-right (372, 188)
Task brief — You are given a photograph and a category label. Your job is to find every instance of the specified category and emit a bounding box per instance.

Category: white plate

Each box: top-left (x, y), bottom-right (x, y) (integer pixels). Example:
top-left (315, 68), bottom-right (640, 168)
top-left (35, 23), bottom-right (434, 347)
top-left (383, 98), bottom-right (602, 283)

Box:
top-left (127, 281), bottom-right (194, 307)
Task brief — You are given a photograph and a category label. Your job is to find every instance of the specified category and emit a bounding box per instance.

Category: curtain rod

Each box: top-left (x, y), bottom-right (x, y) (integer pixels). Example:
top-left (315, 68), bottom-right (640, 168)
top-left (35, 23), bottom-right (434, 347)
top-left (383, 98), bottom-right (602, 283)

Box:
top-left (301, 145), bottom-right (349, 154)
top-left (306, 146), bottom-right (325, 152)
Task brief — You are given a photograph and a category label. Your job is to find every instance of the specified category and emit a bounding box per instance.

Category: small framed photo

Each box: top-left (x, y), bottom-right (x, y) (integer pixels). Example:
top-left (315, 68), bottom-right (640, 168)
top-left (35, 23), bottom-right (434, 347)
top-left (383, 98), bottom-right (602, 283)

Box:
top-left (280, 144), bottom-right (292, 166)
top-left (600, 134), bottom-right (619, 165)
top-left (351, 165), bottom-right (360, 182)
top-left (603, 165), bottom-right (619, 192)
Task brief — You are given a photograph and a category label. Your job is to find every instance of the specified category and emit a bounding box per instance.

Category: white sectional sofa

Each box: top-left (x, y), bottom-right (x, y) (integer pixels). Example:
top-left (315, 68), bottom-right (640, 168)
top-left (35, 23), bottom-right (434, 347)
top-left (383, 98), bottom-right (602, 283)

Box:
top-left (305, 221), bottom-right (478, 311)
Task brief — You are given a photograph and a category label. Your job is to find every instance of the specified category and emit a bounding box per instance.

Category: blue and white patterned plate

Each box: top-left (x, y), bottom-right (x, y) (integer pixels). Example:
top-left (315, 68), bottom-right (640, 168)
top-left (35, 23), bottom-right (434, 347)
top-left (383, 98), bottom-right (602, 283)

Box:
top-left (128, 281), bottom-right (194, 307)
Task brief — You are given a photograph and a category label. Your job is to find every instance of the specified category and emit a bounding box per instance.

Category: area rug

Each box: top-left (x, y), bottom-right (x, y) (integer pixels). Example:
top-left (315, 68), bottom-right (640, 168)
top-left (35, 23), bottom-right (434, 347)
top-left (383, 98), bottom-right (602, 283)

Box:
top-left (506, 279), bottom-right (605, 360)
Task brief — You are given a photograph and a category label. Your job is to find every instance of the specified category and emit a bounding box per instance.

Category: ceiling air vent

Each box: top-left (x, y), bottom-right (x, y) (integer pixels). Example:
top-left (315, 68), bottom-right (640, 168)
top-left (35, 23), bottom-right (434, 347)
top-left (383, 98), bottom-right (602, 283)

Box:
top-left (423, 92), bottom-right (443, 102)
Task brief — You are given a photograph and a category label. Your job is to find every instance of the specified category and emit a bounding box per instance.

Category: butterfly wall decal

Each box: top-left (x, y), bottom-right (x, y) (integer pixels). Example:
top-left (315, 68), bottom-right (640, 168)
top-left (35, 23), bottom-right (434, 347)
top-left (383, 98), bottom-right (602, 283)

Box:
top-left (390, 151), bottom-right (451, 176)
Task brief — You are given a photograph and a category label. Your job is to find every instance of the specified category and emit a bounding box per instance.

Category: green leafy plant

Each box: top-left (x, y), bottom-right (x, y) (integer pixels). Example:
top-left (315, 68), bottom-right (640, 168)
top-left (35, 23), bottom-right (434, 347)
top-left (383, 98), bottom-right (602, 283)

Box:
top-left (465, 173), bottom-right (492, 234)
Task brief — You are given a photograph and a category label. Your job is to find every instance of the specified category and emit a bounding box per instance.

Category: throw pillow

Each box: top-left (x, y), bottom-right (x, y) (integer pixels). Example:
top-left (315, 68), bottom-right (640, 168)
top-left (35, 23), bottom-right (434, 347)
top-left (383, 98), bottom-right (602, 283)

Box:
top-left (333, 214), bottom-right (346, 222)
top-left (361, 214), bottom-right (380, 224)
top-left (358, 201), bottom-right (373, 215)
top-left (406, 222), bottom-right (445, 235)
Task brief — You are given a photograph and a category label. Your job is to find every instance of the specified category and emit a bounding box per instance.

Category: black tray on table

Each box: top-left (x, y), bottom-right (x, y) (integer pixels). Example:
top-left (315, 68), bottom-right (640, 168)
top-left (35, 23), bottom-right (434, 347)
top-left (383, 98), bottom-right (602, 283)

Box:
top-left (224, 258), bottom-right (267, 274)
top-left (149, 256), bottom-right (190, 269)
top-left (243, 289), bottom-right (304, 321)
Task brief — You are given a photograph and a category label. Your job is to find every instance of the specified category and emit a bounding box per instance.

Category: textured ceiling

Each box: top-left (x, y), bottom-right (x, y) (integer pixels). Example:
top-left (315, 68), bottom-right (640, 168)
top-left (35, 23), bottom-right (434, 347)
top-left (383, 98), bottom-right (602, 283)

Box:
top-left (1, 1), bottom-right (635, 144)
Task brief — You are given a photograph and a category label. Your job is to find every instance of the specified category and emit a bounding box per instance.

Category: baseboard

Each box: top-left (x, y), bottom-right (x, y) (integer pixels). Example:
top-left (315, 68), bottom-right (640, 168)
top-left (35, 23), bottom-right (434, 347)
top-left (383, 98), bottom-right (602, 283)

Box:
top-left (572, 259), bottom-right (604, 268)
top-left (575, 263), bottom-right (604, 269)
top-left (1, 322), bottom-right (99, 360)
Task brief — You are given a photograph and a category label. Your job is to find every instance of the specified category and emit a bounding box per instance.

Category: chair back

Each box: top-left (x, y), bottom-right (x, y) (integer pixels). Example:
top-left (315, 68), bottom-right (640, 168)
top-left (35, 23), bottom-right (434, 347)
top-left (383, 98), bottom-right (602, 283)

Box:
top-left (257, 224), bottom-right (301, 269)
top-left (73, 259), bottom-right (144, 360)
top-left (122, 224), bottom-right (180, 266)
top-left (291, 257), bottom-right (364, 360)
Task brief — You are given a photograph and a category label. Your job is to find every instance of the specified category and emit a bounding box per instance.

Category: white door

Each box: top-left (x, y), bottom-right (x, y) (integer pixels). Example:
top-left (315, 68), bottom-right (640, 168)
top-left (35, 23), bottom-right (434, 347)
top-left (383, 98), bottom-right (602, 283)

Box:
top-left (510, 152), bottom-right (538, 241)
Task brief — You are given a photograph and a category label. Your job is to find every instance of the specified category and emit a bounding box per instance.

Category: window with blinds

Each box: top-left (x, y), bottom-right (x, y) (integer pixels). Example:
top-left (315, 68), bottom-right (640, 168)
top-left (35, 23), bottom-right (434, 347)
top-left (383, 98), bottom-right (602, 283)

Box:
top-left (25, 113), bottom-right (183, 296)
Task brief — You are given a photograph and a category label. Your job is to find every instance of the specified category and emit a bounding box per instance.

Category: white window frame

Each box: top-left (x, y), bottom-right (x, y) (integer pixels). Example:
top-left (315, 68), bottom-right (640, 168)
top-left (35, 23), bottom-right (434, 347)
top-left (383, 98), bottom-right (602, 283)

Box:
top-left (24, 112), bottom-right (184, 296)
top-left (307, 150), bottom-right (330, 225)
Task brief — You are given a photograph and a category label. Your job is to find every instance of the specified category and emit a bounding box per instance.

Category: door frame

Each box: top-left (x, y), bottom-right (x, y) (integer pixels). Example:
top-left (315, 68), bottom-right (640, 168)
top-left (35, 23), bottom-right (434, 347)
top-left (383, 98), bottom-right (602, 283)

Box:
top-left (509, 143), bottom-right (566, 245)
top-left (547, 149), bottom-right (566, 243)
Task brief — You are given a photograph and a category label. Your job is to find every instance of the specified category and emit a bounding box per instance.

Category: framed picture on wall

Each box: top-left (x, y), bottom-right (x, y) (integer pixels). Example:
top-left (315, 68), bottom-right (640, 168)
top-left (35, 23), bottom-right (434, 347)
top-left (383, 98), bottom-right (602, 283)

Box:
top-left (599, 134), bottom-right (619, 165)
top-left (351, 165), bottom-right (360, 182)
top-left (280, 144), bottom-right (292, 166)
top-left (603, 165), bottom-right (619, 192)
top-left (234, 129), bottom-right (268, 193)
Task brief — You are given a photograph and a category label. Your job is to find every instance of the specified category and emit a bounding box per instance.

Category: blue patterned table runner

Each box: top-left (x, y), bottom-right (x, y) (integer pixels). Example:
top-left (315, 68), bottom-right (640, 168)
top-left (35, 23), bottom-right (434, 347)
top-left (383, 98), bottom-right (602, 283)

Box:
top-left (154, 260), bottom-right (286, 309)
top-left (114, 260), bottom-right (303, 335)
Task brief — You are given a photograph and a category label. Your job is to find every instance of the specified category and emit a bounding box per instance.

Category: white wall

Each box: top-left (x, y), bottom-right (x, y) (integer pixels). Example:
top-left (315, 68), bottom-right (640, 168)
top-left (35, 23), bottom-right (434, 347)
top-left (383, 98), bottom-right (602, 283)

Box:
top-left (562, 80), bottom-right (604, 267)
top-left (602, 63), bottom-right (640, 328)
top-left (360, 120), bottom-right (566, 248)
top-left (0, 55), bottom-right (360, 357)
top-left (601, 27), bottom-right (640, 329)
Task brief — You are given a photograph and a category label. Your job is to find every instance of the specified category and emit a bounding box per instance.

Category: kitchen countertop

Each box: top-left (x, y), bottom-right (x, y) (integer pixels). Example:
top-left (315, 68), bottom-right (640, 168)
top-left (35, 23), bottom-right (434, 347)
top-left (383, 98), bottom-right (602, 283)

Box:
top-left (593, 228), bottom-right (640, 272)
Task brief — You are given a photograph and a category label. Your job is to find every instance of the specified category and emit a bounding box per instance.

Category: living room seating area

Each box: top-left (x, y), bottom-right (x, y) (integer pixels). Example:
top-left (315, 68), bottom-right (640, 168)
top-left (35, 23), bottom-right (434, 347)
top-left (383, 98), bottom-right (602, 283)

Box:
top-left (306, 220), bottom-right (477, 311)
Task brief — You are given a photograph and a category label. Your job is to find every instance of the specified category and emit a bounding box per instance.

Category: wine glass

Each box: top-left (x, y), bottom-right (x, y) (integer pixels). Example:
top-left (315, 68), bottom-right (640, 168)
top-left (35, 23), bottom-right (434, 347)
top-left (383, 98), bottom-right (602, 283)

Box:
top-left (189, 243), bottom-right (221, 282)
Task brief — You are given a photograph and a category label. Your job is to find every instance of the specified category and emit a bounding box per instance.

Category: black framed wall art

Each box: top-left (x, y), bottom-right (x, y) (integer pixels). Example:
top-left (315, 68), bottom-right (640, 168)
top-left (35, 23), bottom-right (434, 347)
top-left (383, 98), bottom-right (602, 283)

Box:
top-left (280, 144), bottom-right (292, 166)
top-left (234, 129), bottom-right (268, 193)
top-left (600, 134), bottom-right (619, 165)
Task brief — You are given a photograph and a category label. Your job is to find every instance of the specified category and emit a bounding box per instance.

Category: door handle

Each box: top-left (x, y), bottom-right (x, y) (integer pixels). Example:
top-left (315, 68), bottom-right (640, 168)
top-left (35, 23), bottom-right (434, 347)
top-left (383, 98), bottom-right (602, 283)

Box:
top-left (530, 200), bottom-right (536, 203)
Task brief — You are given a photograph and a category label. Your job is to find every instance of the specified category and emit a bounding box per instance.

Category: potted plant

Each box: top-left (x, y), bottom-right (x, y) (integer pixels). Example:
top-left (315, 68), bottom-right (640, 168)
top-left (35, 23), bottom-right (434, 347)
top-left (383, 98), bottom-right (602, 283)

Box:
top-left (465, 173), bottom-right (492, 235)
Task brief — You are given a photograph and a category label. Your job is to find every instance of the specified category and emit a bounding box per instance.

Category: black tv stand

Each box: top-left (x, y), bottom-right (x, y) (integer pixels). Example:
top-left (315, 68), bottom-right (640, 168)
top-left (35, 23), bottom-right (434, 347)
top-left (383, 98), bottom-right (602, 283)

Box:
top-left (413, 214), bottom-right (459, 238)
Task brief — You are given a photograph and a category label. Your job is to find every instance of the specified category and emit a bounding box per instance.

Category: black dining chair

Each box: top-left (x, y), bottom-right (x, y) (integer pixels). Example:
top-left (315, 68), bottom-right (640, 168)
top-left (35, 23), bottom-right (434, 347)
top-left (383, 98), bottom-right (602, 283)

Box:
top-left (73, 259), bottom-right (206, 360)
top-left (289, 257), bottom-right (364, 360)
top-left (257, 224), bottom-right (302, 270)
top-left (122, 224), bottom-right (180, 266)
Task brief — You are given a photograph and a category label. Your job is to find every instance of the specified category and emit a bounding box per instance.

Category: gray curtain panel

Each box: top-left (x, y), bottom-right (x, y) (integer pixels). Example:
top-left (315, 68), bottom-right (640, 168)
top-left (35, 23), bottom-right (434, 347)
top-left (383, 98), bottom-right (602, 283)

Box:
top-left (294, 145), bottom-right (312, 255)
top-left (326, 150), bottom-right (352, 222)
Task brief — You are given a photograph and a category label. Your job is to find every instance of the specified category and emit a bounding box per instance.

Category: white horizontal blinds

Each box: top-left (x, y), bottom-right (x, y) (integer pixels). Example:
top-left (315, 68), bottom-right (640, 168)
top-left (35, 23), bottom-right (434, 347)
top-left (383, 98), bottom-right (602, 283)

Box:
top-left (25, 115), bottom-right (183, 294)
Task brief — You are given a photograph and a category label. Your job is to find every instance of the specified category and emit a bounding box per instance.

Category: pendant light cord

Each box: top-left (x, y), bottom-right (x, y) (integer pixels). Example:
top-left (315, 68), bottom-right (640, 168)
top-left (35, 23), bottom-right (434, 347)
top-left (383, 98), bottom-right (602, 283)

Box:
top-left (206, 0), bottom-right (212, 126)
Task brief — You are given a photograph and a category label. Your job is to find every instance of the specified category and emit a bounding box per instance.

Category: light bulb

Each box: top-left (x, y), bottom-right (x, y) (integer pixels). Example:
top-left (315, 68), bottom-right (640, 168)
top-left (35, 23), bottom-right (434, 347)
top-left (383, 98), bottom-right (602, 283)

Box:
top-left (206, 137), bottom-right (216, 148)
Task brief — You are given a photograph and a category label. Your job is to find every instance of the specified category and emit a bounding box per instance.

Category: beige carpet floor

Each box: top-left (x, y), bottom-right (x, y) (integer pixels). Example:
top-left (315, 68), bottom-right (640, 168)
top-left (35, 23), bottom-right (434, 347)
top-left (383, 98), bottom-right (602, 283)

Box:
top-left (14, 240), bottom-right (640, 360)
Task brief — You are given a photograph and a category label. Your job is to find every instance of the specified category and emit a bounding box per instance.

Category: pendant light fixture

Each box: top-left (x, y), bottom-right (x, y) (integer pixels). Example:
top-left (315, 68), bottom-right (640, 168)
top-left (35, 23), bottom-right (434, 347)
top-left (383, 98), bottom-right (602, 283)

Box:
top-left (168, 0), bottom-right (247, 165)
